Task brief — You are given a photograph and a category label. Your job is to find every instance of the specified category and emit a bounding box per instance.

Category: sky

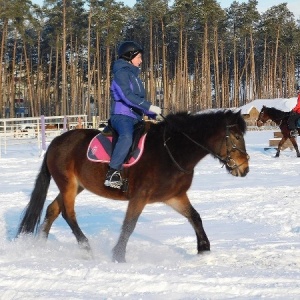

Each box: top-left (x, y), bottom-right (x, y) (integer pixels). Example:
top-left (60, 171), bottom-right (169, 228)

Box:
top-left (0, 101), bottom-right (300, 298)
top-left (31, 0), bottom-right (300, 19)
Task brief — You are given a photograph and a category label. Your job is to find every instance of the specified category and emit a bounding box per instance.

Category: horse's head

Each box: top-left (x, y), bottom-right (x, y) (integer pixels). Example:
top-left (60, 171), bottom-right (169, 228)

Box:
top-left (162, 110), bottom-right (249, 177)
top-left (216, 111), bottom-right (249, 177)
top-left (256, 105), bottom-right (269, 127)
top-left (199, 110), bottom-right (249, 177)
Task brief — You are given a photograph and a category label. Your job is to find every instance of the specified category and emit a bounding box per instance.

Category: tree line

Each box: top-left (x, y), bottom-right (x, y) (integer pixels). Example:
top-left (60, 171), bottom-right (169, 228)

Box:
top-left (1, 0), bottom-right (300, 120)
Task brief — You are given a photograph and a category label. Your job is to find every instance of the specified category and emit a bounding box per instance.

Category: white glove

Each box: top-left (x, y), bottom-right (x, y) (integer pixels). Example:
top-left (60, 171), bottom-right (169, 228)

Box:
top-left (149, 105), bottom-right (162, 115)
top-left (156, 115), bottom-right (164, 122)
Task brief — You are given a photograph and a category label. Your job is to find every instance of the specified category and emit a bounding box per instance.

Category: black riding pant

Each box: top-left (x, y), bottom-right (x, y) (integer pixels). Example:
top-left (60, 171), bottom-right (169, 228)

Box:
top-left (288, 112), bottom-right (300, 130)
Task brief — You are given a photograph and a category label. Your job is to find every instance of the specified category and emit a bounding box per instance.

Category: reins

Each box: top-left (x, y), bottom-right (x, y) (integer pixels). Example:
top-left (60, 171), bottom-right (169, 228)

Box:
top-left (160, 114), bottom-right (193, 174)
top-left (160, 114), bottom-right (248, 174)
top-left (163, 128), bottom-right (193, 174)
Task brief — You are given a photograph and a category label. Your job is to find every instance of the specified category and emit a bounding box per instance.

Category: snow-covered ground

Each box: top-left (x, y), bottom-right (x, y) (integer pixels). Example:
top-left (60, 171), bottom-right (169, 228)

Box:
top-left (0, 130), bottom-right (299, 299)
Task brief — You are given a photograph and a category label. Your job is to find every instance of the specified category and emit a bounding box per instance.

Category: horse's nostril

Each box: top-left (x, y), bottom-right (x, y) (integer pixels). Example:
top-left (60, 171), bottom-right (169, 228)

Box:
top-left (242, 166), bottom-right (249, 176)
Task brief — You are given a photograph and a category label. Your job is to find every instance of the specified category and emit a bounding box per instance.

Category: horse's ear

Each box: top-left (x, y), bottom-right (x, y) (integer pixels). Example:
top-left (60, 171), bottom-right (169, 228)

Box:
top-left (232, 109), bottom-right (242, 117)
top-left (226, 109), bottom-right (241, 125)
top-left (233, 109), bottom-right (242, 119)
top-left (232, 109), bottom-right (247, 133)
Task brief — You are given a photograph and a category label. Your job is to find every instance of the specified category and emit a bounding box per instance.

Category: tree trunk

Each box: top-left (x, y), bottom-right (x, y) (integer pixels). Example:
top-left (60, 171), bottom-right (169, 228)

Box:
top-left (0, 20), bottom-right (8, 117)
top-left (61, 0), bottom-right (67, 116)
top-left (23, 44), bottom-right (35, 116)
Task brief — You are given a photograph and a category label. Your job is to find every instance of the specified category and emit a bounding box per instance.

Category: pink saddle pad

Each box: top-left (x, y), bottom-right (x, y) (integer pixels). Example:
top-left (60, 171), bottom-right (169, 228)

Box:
top-left (87, 133), bottom-right (147, 167)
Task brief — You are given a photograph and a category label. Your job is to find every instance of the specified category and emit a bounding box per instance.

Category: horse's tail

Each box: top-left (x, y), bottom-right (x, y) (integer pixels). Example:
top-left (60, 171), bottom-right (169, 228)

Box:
top-left (17, 152), bottom-right (51, 236)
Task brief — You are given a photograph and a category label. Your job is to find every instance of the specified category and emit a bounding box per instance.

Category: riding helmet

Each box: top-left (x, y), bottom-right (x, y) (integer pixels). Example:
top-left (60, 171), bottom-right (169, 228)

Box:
top-left (118, 41), bottom-right (143, 61)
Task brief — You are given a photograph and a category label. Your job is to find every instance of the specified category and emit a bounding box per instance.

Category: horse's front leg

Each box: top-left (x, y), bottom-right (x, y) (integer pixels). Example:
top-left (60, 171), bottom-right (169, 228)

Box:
top-left (112, 199), bottom-right (146, 263)
top-left (275, 137), bottom-right (288, 157)
top-left (166, 194), bottom-right (210, 253)
top-left (289, 136), bottom-right (300, 157)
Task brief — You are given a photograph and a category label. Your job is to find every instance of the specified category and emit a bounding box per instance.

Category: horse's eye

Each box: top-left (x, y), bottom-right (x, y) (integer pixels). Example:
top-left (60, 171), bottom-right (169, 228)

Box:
top-left (235, 134), bottom-right (240, 140)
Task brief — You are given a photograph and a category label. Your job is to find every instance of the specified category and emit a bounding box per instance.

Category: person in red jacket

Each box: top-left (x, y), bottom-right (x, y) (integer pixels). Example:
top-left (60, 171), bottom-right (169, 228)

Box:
top-left (288, 90), bottom-right (300, 137)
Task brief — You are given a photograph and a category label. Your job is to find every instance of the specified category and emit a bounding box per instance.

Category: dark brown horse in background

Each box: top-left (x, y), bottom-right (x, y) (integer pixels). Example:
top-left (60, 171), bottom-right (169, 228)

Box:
top-left (257, 105), bottom-right (300, 157)
top-left (17, 110), bottom-right (249, 262)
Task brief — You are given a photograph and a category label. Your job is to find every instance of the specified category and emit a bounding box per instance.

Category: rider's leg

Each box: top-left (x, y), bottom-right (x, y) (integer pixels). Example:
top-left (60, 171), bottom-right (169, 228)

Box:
top-left (104, 115), bottom-right (138, 188)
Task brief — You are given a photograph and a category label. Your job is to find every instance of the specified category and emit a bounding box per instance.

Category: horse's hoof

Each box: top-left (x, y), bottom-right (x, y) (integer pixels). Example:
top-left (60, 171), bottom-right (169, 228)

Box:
top-left (112, 258), bottom-right (126, 263)
top-left (112, 255), bottom-right (126, 263)
top-left (198, 248), bottom-right (210, 254)
top-left (198, 241), bottom-right (210, 252)
top-left (81, 249), bottom-right (94, 260)
top-left (79, 240), bottom-right (92, 252)
top-left (112, 247), bottom-right (126, 263)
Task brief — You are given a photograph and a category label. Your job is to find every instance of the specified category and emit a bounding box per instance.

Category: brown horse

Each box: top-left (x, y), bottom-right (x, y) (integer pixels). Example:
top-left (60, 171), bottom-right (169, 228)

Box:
top-left (257, 105), bottom-right (300, 157)
top-left (17, 110), bottom-right (249, 262)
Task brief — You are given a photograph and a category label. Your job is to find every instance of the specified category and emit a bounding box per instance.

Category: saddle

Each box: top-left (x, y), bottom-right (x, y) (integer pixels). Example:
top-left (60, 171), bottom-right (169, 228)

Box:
top-left (87, 120), bottom-right (148, 167)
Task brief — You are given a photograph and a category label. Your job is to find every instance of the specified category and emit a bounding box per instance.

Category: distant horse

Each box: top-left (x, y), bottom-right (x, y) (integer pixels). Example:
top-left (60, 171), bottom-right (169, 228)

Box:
top-left (257, 105), bottom-right (300, 157)
top-left (17, 110), bottom-right (249, 262)
top-left (45, 123), bottom-right (66, 130)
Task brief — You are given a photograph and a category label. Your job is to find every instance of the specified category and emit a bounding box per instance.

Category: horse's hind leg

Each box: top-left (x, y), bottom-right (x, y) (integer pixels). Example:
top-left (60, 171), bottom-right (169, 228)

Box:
top-left (166, 194), bottom-right (210, 253)
top-left (112, 199), bottom-right (146, 263)
top-left (60, 186), bottom-right (91, 251)
top-left (289, 137), bottom-right (300, 157)
top-left (38, 194), bottom-right (63, 239)
top-left (38, 186), bottom-right (90, 250)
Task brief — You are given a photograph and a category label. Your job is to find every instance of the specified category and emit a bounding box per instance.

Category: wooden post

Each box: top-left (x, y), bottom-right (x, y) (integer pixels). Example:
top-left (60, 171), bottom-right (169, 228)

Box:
top-left (63, 115), bottom-right (67, 132)
top-left (76, 117), bottom-right (83, 129)
top-left (41, 115), bottom-right (46, 151)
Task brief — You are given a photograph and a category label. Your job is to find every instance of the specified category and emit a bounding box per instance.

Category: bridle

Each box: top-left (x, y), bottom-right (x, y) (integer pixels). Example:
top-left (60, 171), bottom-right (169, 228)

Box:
top-left (163, 124), bottom-right (249, 174)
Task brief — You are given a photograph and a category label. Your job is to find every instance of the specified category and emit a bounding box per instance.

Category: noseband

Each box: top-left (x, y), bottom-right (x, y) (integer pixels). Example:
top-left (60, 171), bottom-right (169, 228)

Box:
top-left (163, 124), bottom-right (249, 174)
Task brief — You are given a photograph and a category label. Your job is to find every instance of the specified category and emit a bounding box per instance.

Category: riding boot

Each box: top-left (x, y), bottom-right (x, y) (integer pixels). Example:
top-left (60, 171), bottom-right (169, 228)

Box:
top-left (290, 129), bottom-right (298, 137)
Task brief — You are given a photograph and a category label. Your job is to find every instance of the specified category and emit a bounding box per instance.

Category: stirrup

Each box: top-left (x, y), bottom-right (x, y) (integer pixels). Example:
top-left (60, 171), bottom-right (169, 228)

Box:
top-left (105, 180), bottom-right (123, 189)
top-left (104, 170), bottom-right (123, 189)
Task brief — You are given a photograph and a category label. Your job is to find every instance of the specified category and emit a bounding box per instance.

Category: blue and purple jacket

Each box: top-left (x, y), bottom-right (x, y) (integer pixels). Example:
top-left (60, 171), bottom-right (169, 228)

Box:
top-left (110, 59), bottom-right (155, 121)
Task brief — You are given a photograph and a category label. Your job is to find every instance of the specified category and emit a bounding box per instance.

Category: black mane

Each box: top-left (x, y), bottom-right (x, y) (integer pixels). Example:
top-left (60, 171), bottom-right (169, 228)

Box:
top-left (158, 109), bottom-right (246, 135)
top-left (262, 106), bottom-right (290, 120)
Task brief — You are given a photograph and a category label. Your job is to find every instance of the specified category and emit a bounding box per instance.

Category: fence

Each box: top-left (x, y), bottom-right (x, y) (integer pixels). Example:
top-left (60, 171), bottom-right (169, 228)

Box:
top-left (245, 118), bottom-right (278, 131)
top-left (0, 114), bottom-right (277, 157)
top-left (0, 115), bottom-right (89, 157)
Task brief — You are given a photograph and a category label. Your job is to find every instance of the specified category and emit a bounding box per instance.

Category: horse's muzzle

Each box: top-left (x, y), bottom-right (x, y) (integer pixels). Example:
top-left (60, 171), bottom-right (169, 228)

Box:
top-left (228, 154), bottom-right (250, 177)
top-left (239, 165), bottom-right (249, 177)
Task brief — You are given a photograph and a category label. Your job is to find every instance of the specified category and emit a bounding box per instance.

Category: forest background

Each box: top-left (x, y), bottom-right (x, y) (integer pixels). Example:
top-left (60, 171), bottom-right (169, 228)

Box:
top-left (1, 0), bottom-right (300, 121)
